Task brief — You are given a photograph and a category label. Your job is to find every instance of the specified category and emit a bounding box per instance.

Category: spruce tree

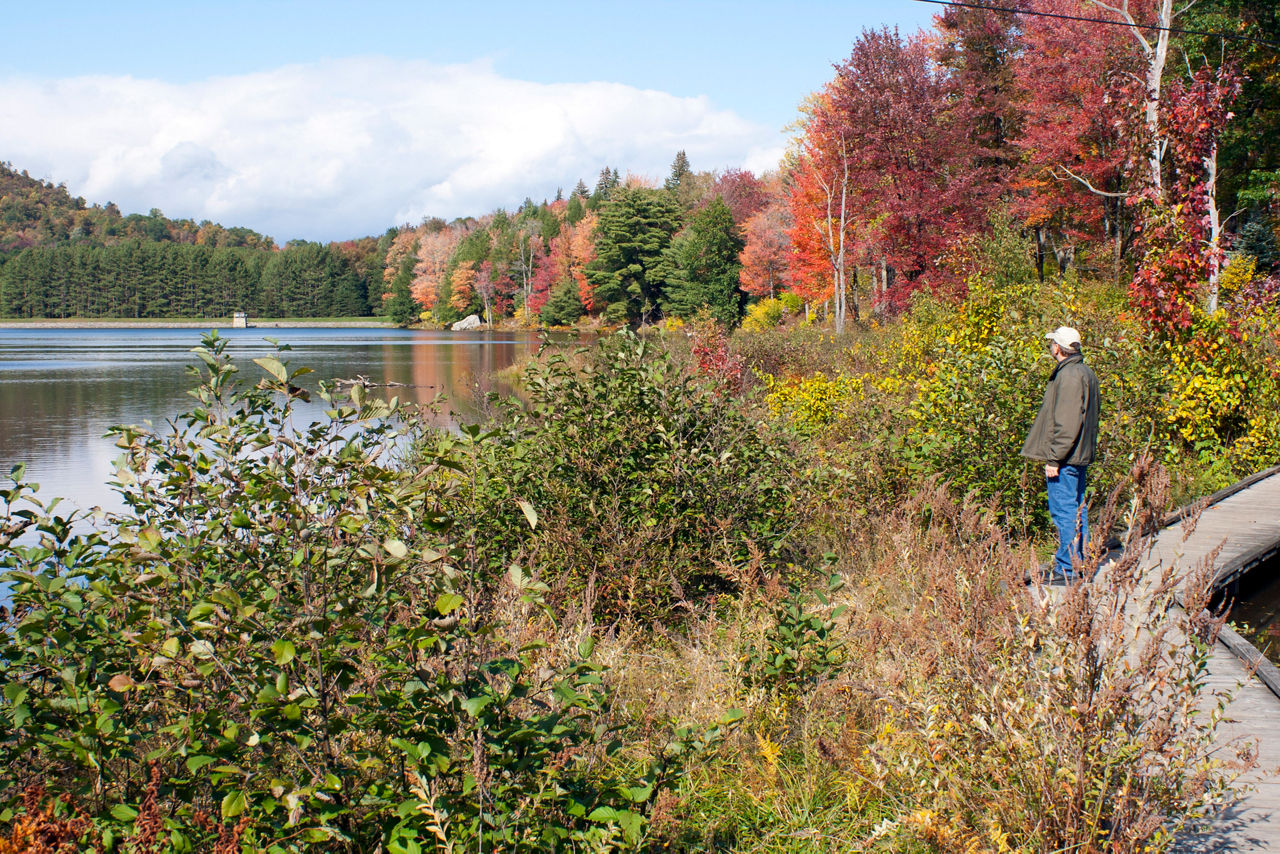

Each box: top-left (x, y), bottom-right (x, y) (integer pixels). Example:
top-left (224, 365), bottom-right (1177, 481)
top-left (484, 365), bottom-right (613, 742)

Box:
top-left (565, 194), bottom-right (585, 225)
top-left (664, 150), bottom-right (692, 192)
top-left (1239, 214), bottom-right (1279, 272)
top-left (589, 167), bottom-right (621, 208)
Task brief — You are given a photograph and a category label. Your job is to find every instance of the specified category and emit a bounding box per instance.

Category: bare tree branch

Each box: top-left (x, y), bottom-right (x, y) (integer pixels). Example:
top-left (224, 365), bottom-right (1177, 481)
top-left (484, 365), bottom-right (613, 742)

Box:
top-left (1053, 165), bottom-right (1132, 199)
top-left (1087, 0), bottom-right (1152, 54)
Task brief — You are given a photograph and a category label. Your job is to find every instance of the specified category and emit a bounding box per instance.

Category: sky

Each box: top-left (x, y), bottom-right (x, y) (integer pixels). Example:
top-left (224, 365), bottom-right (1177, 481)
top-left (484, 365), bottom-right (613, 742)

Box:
top-left (0, 1), bottom-right (938, 243)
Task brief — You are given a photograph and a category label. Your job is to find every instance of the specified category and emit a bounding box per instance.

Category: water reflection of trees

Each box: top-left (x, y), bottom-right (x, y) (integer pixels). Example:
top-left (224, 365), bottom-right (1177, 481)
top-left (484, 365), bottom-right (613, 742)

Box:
top-left (0, 330), bottom-right (542, 506)
top-left (401, 332), bottom-right (522, 429)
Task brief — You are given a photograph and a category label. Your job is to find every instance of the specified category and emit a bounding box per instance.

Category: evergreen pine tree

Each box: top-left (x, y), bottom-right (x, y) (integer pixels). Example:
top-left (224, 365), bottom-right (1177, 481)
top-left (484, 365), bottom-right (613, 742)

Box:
top-left (585, 186), bottom-right (681, 324)
top-left (1239, 214), bottom-right (1279, 272)
top-left (540, 277), bottom-right (584, 326)
top-left (565, 194), bottom-right (585, 225)
top-left (664, 150), bottom-right (692, 192)
top-left (659, 197), bottom-right (745, 327)
top-left (383, 253), bottom-right (421, 327)
top-left (589, 167), bottom-right (621, 209)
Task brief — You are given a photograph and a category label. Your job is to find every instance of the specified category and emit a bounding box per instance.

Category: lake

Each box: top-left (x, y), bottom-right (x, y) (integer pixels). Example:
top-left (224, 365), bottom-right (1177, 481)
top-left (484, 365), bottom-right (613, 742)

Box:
top-left (0, 326), bottom-right (544, 517)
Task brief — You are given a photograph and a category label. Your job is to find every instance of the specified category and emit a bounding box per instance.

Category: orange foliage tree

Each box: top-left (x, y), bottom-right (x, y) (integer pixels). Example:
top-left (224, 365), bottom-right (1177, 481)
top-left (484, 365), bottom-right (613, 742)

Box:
top-left (786, 90), bottom-right (858, 326)
top-left (413, 226), bottom-right (465, 311)
top-left (568, 211), bottom-right (598, 311)
top-left (449, 260), bottom-right (477, 314)
top-left (739, 203), bottom-right (793, 299)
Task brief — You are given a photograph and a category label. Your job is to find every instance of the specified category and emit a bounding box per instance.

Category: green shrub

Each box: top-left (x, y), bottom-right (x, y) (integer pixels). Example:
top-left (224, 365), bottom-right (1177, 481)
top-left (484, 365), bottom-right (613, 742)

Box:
top-left (539, 277), bottom-right (584, 327)
top-left (778, 291), bottom-right (803, 315)
top-left (740, 576), bottom-right (846, 693)
top-left (902, 331), bottom-right (1046, 530)
top-left (0, 333), bottom-right (666, 851)
top-left (443, 331), bottom-right (809, 621)
top-left (761, 371), bottom-right (861, 436)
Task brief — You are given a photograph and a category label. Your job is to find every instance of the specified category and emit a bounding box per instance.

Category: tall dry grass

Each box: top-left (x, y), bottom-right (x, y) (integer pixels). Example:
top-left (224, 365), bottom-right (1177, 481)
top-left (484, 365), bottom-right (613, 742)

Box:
top-left (539, 460), bottom-right (1253, 852)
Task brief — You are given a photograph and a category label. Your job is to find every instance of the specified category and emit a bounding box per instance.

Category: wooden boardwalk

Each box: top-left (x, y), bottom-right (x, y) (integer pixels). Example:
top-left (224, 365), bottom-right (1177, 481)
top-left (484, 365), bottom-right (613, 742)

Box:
top-left (1134, 467), bottom-right (1280, 852)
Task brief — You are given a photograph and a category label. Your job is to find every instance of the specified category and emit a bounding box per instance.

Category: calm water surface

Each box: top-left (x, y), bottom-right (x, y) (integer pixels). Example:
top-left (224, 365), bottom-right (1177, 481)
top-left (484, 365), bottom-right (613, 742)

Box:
top-left (0, 327), bottom-right (541, 516)
top-left (1230, 553), bottom-right (1280, 667)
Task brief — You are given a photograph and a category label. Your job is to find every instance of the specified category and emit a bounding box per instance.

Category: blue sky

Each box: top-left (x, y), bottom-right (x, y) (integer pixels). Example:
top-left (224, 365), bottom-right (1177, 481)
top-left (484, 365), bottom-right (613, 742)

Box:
top-left (1, 1), bottom-right (938, 241)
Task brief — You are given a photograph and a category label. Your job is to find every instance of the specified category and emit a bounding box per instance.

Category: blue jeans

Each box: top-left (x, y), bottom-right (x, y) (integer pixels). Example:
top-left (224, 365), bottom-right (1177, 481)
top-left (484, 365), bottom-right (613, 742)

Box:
top-left (1047, 464), bottom-right (1089, 578)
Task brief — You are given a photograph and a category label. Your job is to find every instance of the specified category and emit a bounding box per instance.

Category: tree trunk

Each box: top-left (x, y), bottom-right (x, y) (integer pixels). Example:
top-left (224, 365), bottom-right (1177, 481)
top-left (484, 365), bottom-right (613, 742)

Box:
top-left (849, 265), bottom-right (859, 323)
top-left (879, 257), bottom-right (889, 315)
top-left (813, 133), bottom-right (852, 334)
top-left (1112, 206), bottom-right (1123, 285)
top-left (1206, 140), bottom-right (1222, 313)
top-left (1034, 227), bottom-right (1046, 284)
top-left (1090, 0), bottom-right (1174, 197)
top-left (1146, 0), bottom-right (1173, 197)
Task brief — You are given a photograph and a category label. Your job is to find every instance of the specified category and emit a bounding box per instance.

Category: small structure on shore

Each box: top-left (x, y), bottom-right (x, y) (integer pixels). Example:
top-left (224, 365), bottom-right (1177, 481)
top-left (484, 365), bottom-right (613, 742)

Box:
top-left (232, 312), bottom-right (249, 329)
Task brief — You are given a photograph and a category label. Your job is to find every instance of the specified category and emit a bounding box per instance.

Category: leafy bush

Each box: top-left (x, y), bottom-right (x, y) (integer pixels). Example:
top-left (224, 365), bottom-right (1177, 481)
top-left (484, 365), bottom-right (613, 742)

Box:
top-left (902, 330), bottom-right (1045, 529)
top-left (688, 310), bottom-right (745, 391)
top-left (442, 331), bottom-right (808, 620)
top-left (0, 333), bottom-right (667, 851)
top-left (539, 277), bottom-right (584, 327)
top-left (760, 371), bottom-right (860, 436)
top-left (739, 576), bottom-right (846, 693)
top-left (740, 298), bottom-right (785, 332)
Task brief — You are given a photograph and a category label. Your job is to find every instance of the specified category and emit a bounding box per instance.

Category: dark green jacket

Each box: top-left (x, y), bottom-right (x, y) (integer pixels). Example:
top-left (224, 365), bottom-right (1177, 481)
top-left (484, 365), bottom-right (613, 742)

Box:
top-left (1020, 354), bottom-right (1100, 466)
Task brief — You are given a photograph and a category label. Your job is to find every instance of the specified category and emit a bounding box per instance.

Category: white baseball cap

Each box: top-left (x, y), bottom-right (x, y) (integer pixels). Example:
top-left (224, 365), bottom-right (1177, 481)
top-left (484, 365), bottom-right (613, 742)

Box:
top-left (1045, 326), bottom-right (1082, 351)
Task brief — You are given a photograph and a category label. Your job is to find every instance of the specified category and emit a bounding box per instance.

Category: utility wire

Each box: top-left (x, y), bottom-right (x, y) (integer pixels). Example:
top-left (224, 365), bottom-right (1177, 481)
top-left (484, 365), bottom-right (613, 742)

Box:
top-left (912, 0), bottom-right (1280, 51)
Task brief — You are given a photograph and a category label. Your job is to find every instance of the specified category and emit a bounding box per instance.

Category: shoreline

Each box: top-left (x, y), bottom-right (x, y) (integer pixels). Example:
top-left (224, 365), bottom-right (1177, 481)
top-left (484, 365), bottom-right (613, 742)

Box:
top-left (0, 318), bottom-right (396, 329)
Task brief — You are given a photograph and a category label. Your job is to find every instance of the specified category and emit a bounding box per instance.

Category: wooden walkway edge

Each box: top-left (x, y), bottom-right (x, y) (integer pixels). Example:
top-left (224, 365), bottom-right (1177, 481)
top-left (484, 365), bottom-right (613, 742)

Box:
top-left (1134, 468), bottom-right (1280, 853)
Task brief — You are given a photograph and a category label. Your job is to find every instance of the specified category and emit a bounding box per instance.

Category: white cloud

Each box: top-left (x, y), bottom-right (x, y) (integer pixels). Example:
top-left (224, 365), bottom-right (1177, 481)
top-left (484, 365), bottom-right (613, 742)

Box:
top-left (0, 58), bottom-right (782, 242)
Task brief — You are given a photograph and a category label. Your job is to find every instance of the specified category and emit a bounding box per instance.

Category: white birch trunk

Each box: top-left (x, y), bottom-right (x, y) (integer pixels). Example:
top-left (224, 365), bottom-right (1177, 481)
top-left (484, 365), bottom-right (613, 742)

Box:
top-left (1090, 0), bottom-right (1178, 198)
top-left (812, 134), bottom-right (853, 333)
top-left (1206, 141), bottom-right (1222, 312)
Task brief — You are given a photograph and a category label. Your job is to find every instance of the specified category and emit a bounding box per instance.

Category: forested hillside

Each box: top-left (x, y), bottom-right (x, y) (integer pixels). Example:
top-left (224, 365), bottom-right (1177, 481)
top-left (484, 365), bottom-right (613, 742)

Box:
top-left (0, 162), bottom-right (275, 252)
top-left (0, 163), bottom-right (383, 318)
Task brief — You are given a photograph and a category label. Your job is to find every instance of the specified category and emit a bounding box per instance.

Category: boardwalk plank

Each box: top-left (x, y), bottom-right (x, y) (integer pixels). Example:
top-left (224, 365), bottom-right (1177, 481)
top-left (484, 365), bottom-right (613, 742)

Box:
top-left (1143, 472), bottom-right (1280, 852)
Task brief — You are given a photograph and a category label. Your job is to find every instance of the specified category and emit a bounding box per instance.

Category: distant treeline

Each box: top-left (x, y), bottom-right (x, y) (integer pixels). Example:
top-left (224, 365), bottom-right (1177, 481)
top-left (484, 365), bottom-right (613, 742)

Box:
top-left (0, 241), bottom-right (377, 319)
top-left (1, 161), bottom-right (276, 254)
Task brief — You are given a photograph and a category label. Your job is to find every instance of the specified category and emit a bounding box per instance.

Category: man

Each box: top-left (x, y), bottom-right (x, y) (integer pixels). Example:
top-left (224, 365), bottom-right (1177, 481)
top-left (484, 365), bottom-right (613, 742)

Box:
top-left (1021, 326), bottom-right (1101, 582)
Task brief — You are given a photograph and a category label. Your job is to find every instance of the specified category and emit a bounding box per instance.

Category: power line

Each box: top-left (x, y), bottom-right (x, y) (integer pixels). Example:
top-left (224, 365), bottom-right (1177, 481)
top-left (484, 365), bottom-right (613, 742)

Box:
top-left (913, 0), bottom-right (1280, 52)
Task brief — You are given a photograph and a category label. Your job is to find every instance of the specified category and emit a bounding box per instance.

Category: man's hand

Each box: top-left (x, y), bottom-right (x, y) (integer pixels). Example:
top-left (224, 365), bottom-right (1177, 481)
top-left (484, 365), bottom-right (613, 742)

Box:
top-left (1045, 464), bottom-right (1059, 478)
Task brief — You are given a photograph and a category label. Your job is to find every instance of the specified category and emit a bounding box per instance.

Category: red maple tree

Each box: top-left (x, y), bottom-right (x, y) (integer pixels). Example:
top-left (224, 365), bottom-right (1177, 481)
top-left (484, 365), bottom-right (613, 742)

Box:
top-left (1130, 63), bottom-right (1242, 333)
